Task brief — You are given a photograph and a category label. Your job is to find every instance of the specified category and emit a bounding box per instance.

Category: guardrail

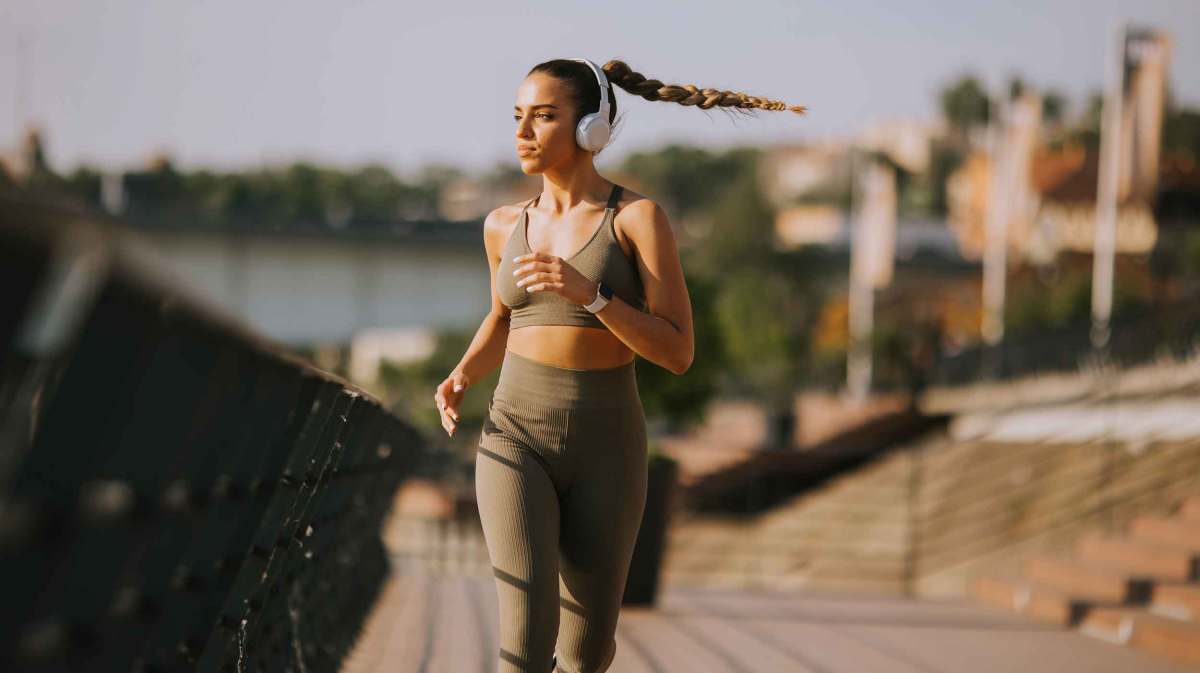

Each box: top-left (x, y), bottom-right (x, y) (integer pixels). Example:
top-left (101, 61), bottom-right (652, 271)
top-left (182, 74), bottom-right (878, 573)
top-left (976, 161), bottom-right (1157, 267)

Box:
top-left (0, 196), bottom-right (444, 673)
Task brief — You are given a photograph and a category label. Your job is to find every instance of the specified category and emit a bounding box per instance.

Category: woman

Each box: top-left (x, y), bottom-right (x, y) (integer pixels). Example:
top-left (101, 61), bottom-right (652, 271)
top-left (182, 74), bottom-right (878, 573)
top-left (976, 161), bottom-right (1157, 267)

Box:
top-left (432, 58), bottom-right (804, 673)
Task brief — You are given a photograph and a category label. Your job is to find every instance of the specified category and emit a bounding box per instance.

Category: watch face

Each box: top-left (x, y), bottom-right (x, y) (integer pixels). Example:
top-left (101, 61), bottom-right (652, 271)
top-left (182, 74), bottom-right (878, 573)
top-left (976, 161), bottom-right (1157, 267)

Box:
top-left (599, 282), bottom-right (614, 300)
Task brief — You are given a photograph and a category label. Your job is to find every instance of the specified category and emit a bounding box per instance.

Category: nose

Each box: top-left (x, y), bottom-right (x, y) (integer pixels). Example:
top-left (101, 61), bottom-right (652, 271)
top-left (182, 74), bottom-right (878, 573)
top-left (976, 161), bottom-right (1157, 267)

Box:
top-left (515, 115), bottom-right (534, 139)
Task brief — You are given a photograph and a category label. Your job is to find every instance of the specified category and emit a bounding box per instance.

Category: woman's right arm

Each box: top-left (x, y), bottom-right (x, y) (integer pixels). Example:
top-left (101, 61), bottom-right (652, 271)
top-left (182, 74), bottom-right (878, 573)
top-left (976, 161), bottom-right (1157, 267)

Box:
top-left (433, 206), bottom-right (514, 437)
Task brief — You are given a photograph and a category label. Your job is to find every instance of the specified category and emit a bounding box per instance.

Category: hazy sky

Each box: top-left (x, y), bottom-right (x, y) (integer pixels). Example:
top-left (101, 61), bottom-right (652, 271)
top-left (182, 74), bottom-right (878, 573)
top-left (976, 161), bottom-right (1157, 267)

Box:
top-left (4, 0), bottom-right (1198, 178)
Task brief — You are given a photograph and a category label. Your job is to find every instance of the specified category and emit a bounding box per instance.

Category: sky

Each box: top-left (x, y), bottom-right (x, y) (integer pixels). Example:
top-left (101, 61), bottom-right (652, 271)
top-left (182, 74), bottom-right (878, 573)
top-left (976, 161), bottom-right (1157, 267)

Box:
top-left (3, 0), bottom-right (1198, 179)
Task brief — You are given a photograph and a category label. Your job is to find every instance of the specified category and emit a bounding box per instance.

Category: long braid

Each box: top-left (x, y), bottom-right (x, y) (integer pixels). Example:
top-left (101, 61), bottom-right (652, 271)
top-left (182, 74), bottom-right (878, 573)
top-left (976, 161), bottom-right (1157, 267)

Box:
top-left (601, 59), bottom-right (807, 115)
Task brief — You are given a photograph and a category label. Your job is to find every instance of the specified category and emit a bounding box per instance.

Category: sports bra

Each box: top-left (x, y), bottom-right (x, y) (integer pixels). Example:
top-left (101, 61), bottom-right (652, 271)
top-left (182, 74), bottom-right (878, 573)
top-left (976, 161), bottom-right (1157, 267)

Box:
top-left (496, 183), bottom-right (647, 329)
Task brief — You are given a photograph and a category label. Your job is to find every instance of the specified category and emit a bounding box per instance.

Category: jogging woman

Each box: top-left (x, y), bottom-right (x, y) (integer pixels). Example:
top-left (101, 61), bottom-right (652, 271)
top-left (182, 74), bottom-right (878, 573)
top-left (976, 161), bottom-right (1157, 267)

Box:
top-left (432, 58), bottom-right (804, 673)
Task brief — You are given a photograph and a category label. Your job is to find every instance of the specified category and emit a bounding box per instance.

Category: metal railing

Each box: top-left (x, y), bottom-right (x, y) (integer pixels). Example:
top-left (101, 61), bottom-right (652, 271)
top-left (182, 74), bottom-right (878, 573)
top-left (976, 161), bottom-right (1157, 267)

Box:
top-left (0, 195), bottom-right (447, 673)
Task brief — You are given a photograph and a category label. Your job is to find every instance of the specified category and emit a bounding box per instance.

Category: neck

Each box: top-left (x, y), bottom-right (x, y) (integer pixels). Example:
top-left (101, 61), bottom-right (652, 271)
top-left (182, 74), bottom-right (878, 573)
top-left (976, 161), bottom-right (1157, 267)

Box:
top-left (536, 157), bottom-right (609, 215)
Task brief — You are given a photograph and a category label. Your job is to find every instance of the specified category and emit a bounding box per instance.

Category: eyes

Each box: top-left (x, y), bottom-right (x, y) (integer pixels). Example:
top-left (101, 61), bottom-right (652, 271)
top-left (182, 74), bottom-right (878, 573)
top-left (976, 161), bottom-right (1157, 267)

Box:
top-left (514, 112), bottom-right (553, 122)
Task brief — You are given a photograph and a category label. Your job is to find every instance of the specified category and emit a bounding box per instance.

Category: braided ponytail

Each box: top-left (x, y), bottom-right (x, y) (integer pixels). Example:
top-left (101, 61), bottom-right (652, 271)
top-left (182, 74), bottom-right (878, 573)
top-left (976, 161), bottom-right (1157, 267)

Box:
top-left (602, 59), bottom-right (807, 115)
top-left (525, 58), bottom-right (805, 156)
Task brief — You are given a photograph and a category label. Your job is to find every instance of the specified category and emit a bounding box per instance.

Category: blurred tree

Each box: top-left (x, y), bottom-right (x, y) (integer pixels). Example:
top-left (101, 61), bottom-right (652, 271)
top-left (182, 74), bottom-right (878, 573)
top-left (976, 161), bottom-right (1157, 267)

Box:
top-left (1007, 75), bottom-right (1026, 100)
top-left (713, 271), bottom-right (803, 446)
top-left (62, 165), bottom-right (103, 206)
top-left (123, 155), bottom-right (191, 225)
top-left (940, 75), bottom-right (991, 145)
top-left (479, 161), bottom-right (529, 190)
top-left (1163, 108), bottom-right (1200, 162)
top-left (927, 138), bottom-right (964, 216)
top-left (374, 326), bottom-right (501, 457)
top-left (1042, 89), bottom-right (1067, 126)
top-left (1066, 91), bottom-right (1105, 151)
top-left (635, 273), bottom-right (724, 432)
top-left (687, 162), bottom-right (775, 272)
top-left (344, 163), bottom-right (408, 221)
top-left (618, 144), bottom-right (759, 222)
top-left (1186, 229), bottom-right (1200, 276)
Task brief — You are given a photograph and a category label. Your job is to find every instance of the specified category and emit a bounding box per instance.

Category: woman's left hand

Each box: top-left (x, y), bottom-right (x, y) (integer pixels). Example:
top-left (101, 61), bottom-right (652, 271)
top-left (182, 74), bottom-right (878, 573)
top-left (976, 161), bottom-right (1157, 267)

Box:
top-left (512, 252), bottom-right (598, 306)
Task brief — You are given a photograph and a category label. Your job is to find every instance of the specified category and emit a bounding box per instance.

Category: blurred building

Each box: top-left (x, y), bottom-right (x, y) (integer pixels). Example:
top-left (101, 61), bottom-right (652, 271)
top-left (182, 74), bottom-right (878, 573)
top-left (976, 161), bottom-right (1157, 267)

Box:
top-left (0, 126), bottom-right (51, 184)
top-left (947, 28), bottom-right (1172, 265)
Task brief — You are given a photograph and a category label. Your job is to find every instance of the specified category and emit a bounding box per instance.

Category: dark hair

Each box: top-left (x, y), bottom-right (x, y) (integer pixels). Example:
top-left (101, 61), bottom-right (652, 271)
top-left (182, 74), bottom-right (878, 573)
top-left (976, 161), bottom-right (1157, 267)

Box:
top-left (526, 58), bottom-right (806, 153)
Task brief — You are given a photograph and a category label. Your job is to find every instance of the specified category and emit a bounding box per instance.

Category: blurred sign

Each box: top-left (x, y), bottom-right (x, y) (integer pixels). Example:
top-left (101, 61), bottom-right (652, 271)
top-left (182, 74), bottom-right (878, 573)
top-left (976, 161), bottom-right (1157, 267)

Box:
top-left (851, 160), bottom-right (896, 289)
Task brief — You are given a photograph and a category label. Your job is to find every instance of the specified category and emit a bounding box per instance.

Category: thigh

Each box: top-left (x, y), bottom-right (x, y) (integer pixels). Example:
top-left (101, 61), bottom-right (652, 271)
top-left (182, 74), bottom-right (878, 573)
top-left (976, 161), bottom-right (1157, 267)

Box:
top-left (475, 401), bottom-right (563, 671)
top-left (555, 403), bottom-right (648, 672)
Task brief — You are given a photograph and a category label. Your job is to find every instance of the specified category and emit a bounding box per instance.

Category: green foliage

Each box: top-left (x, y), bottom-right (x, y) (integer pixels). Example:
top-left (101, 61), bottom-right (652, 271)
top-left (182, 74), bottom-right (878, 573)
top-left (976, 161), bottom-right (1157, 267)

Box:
top-left (1005, 267), bottom-right (1150, 338)
top-left (1006, 269), bottom-right (1091, 335)
top-left (1042, 90), bottom-right (1067, 125)
top-left (618, 144), bottom-right (760, 221)
top-left (713, 271), bottom-right (802, 406)
top-left (47, 155), bottom-right (466, 231)
top-left (62, 166), bottom-right (103, 205)
top-left (625, 145), bottom-right (830, 406)
top-left (374, 327), bottom-right (501, 444)
top-left (1060, 91), bottom-right (1104, 152)
top-left (927, 139), bottom-right (964, 216)
top-left (691, 166), bottom-right (777, 271)
top-left (1008, 76), bottom-right (1026, 101)
top-left (940, 74), bottom-right (991, 139)
top-left (646, 440), bottom-right (677, 466)
top-left (1184, 229), bottom-right (1200, 276)
top-left (635, 273), bottom-right (724, 432)
top-left (1164, 109), bottom-right (1200, 162)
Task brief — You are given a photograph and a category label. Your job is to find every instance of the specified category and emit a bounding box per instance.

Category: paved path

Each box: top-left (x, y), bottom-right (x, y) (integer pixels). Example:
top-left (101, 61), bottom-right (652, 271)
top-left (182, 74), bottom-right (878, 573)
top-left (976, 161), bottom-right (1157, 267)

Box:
top-left (340, 571), bottom-right (1193, 673)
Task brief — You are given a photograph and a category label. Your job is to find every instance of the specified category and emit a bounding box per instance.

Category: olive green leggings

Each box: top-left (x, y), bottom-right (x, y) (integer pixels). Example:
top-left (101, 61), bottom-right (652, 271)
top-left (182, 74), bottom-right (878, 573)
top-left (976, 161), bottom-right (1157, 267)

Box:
top-left (475, 349), bottom-right (648, 673)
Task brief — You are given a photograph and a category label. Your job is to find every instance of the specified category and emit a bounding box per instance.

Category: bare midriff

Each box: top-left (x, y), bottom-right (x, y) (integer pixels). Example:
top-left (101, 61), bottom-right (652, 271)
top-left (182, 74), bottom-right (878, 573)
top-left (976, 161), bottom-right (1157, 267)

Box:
top-left (506, 325), bottom-right (635, 370)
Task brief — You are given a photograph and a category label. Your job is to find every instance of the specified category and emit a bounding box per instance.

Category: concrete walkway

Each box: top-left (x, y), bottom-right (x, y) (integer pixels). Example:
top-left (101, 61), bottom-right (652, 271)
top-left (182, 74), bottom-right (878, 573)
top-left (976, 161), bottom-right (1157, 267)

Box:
top-left (340, 571), bottom-right (1193, 673)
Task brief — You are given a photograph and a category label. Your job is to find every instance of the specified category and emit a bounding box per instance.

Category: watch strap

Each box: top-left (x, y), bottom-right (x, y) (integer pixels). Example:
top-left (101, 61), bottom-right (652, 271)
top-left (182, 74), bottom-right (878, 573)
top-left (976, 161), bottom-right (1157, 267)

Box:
top-left (584, 281), bottom-right (612, 313)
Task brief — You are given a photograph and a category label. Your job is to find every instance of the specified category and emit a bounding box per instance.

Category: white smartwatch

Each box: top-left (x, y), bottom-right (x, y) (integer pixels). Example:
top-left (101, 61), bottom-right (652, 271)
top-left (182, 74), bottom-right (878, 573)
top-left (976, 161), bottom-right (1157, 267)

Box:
top-left (583, 281), bottom-right (613, 314)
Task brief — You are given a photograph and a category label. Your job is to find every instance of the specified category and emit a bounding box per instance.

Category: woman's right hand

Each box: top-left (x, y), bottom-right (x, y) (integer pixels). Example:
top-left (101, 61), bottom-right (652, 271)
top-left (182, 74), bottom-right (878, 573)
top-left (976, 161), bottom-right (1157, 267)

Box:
top-left (434, 369), bottom-right (470, 437)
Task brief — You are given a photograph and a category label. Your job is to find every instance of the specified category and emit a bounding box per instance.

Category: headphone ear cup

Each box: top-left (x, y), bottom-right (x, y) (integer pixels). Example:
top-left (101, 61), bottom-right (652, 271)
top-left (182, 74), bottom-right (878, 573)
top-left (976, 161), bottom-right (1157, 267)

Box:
top-left (576, 113), bottom-right (612, 152)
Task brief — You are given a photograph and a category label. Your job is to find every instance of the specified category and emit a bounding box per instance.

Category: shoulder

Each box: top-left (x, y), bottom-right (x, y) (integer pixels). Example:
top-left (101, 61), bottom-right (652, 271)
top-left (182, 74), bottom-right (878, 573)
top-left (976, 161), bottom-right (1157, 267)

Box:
top-left (482, 198), bottom-right (532, 250)
top-left (613, 187), bottom-right (671, 245)
top-left (483, 198), bottom-right (531, 234)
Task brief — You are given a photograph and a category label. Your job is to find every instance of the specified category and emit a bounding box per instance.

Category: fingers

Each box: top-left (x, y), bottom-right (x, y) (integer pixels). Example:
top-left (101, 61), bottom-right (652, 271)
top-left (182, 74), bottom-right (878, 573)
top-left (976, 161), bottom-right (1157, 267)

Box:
top-left (515, 271), bottom-right (557, 289)
top-left (436, 396), bottom-right (460, 436)
top-left (512, 252), bottom-right (547, 265)
top-left (440, 406), bottom-right (458, 436)
top-left (433, 379), bottom-right (463, 437)
top-left (511, 255), bottom-right (561, 279)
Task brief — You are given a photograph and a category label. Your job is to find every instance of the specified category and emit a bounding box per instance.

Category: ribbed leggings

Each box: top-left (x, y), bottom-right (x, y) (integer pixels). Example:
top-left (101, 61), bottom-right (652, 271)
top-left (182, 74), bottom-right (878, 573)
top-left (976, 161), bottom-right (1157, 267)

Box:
top-left (475, 349), bottom-right (648, 673)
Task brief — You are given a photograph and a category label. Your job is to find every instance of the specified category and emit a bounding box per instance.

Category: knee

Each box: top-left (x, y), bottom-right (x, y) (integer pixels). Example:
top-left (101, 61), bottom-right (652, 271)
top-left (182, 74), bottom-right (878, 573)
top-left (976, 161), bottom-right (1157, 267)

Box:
top-left (557, 637), bottom-right (616, 673)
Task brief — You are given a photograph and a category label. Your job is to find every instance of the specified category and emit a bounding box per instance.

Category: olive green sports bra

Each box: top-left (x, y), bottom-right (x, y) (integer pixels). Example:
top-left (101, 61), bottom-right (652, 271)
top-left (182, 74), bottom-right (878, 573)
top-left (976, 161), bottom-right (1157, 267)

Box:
top-left (497, 184), bottom-right (646, 329)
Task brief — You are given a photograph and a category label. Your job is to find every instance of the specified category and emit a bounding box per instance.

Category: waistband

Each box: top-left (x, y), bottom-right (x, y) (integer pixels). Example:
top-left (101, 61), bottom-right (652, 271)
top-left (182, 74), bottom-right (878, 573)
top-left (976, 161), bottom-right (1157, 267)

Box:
top-left (494, 349), bottom-right (639, 409)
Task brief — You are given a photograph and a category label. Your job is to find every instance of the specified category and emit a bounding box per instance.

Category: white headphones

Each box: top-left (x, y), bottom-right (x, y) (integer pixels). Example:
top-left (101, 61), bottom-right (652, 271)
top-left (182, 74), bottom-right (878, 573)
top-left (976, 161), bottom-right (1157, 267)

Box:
top-left (568, 58), bottom-right (612, 153)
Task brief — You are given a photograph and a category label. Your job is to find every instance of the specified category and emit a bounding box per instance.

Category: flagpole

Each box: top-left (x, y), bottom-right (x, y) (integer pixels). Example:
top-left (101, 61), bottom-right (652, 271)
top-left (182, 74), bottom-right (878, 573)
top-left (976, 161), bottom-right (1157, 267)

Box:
top-left (1091, 22), bottom-right (1126, 351)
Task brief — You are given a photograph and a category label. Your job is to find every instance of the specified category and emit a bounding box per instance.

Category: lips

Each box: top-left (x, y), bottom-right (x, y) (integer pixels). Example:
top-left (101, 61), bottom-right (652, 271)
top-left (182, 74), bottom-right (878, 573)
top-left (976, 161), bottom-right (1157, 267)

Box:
top-left (518, 147), bottom-right (537, 156)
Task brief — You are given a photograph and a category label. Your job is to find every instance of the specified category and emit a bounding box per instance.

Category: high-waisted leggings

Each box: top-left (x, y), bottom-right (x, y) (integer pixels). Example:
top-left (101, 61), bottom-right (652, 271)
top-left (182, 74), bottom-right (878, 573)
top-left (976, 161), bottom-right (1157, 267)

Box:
top-left (475, 349), bottom-right (648, 673)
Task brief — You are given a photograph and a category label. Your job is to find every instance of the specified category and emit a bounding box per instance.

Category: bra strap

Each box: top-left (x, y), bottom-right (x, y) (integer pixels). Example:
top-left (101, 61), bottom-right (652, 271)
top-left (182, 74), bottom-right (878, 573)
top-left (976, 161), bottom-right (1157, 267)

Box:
top-left (605, 184), bottom-right (622, 211)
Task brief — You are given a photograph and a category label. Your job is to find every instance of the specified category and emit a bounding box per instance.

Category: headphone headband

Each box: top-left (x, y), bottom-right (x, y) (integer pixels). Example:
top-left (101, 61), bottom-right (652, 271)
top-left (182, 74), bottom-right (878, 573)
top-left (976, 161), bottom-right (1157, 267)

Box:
top-left (569, 58), bottom-right (610, 120)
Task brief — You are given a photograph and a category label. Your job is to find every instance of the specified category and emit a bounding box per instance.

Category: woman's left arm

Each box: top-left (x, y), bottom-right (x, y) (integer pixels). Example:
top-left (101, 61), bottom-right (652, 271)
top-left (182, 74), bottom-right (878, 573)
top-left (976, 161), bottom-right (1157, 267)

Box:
top-left (594, 198), bottom-right (693, 374)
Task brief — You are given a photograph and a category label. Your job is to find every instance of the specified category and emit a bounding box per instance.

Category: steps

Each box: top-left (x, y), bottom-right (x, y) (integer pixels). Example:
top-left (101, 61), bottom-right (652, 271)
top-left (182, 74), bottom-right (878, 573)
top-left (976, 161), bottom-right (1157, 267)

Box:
top-left (968, 493), bottom-right (1200, 667)
top-left (1080, 607), bottom-right (1200, 665)
top-left (1130, 514), bottom-right (1200, 553)
top-left (970, 575), bottom-right (1091, 625)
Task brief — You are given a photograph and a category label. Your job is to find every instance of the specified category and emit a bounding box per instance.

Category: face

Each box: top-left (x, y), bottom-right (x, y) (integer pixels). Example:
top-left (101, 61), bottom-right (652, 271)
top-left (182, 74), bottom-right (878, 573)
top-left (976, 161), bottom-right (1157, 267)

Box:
top-left (513, 72), bottom-right (582, 174)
